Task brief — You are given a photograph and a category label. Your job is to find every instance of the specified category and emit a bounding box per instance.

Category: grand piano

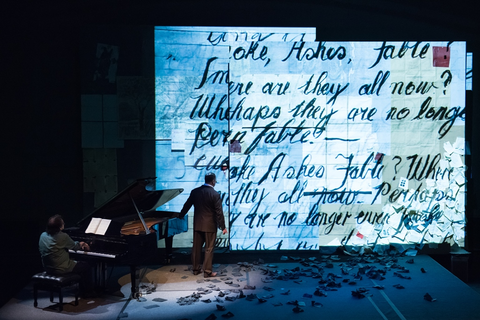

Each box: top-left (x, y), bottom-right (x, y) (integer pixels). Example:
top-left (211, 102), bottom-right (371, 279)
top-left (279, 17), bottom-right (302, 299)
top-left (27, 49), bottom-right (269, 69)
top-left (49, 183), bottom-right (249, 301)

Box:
top-left (64, 178), bottom-right (185, 297)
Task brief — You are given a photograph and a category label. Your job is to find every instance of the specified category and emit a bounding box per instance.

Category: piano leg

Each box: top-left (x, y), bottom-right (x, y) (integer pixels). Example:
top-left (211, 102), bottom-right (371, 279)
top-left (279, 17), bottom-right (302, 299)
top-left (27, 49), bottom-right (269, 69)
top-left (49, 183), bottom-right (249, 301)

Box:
top-left (130, 265), bottom-right (137, 298)
top-left (94, 262), bottom-right (107, 292)
top-left (165, 236), bottom-right (173, 264)
top-left (88, 261), bottom-right (108, 293)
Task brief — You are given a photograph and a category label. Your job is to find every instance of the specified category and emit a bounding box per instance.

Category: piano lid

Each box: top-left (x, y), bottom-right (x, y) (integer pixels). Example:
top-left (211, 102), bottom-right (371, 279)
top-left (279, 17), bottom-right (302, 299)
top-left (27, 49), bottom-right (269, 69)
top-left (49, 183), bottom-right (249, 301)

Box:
top-left (78, 178), bottom-right (183, 225)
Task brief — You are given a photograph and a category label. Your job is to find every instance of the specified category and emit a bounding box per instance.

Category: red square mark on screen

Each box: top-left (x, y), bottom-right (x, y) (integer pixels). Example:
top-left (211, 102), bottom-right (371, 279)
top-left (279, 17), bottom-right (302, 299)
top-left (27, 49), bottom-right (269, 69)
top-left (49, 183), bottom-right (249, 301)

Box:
top-left (433, 46), bottom-right (450, 67)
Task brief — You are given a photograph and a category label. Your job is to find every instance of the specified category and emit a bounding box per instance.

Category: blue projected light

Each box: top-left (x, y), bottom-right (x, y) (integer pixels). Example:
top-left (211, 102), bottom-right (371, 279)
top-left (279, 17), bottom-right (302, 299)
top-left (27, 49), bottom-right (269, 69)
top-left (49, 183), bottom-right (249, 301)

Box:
top-left (154, 26), bottom-right (466, 251)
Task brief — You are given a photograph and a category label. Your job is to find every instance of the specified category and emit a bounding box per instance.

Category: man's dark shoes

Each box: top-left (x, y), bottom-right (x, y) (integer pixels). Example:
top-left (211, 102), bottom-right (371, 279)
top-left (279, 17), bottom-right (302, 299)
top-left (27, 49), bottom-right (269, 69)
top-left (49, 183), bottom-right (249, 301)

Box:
top-left (193, 270), bottom-right (201, 275)
top-left (204, 272), bottom-right (218, 278)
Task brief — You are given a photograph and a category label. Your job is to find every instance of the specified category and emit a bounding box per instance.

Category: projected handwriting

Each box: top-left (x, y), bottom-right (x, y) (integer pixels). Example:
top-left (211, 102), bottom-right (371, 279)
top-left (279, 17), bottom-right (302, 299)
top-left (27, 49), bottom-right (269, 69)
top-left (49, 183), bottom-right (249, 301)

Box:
top-left (275, 211), bottom-right (297, 228)
top-left (355, 211), bottom-right (386, 225)
top-left (289, 99), bottom-right (339, 124)
top-left (298, 73), bottom-right (350, 105)
top-left (244, 212), bottom-right (271, 228)
top-left (369, 41), bottom-right (430, 68)
top-left (304, 210), bottom-right (352, 234)
top-left (229, 154), bottom-right (256, 182)
top-left (207, 32), bottom-right (228, 46)
top-left (190, 95), bottom-right (279, 123)
top-left (230, 182), bottom-right (269, 215)
top-left (258, 153), bottom-right (324, 185)
top-left (441, 70), bottom-right (453, 95)
top-left (229, 210), bottom-right (242, 226)
top-left (195, 57), bottom-right (253, 95)
top-left (335, 152), bottom-right (384, 190)
top-left (296, 242), bottom-right (319, 250)
top-left (307, 188), bottom-right (366, 207)
top-left (282, 33), bottom-right (308, 42)
top-left (233, 42), bottom-right (271, 67)
top-left (189, 122), bottom-right (246, 155)
top-left (358, 70), bottom-right (390, 96)
top-left (389, 70), bottom-right (450, 96)
top-left (284, 154), bottom-right (325, 179)
top-left (372, 181), bottom-right (457, 206)
top-left (278, 180), bottom-right (308, 204)
top-left (192, 154), bottom-right (229, 171)
top-left (405, 153), bottom-right (441, 181)
top-left (391, 80), bottom-right (438, 95)
top-left (155, 34), bottom-right (466, 249)
top-left (283, 41), bottom-right (347, 62)
top-left (347, 107), bottom-right (377, 121)
top-left (189, 118), bottom-right (335, 155)
top-left (243, 117), bottom-right (334, 155)
top-left (207, 31), bottom-right (276, 46)
top-left (412, 97), bottom-right (465, 139)
top-left (390, 154), bottom-right (451, 182)
top-left (262, 82), bottom-right (290, 95)
top-left (385, 96), bottom-right (465, 139)
top-left (258, 153), bottom-right (287, 184)
top-left (386, 106), bottom-right (410, 120)
top-left (392, 156), bottom-right (402, 180)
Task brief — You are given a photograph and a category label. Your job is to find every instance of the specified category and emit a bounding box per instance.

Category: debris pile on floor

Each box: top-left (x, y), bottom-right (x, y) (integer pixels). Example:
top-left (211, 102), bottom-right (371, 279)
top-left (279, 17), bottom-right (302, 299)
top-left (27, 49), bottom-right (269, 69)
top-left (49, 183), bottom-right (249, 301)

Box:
top-left (139, 252), bottom-right (432, 319)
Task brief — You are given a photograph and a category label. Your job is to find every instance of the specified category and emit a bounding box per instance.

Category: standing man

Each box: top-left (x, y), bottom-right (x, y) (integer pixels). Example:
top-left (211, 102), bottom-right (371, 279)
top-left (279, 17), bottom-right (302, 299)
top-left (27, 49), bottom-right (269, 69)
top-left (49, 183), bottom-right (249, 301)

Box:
top-left (179, 173), bottom-right (227, 277)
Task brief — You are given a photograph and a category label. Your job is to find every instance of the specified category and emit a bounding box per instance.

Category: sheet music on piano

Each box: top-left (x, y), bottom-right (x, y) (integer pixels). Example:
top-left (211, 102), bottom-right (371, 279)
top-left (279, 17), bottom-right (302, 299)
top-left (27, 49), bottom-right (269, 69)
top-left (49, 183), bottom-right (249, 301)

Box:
top-left (85, 217), bottom-right (112, 235)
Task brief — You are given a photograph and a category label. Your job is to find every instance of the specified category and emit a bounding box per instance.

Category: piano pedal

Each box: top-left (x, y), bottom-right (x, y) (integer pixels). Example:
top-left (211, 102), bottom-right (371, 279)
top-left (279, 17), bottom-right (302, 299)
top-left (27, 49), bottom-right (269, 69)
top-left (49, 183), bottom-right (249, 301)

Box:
top-left (164, 254), bottom-right (173, 265)
top-left (132, 290), bottom-right (145, 302)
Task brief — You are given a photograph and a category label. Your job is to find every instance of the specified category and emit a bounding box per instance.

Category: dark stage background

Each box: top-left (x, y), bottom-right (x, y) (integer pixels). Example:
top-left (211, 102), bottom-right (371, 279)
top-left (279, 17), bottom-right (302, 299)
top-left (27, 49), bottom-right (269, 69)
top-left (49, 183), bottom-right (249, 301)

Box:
top-left (1, 0), bottom-right (478, 307)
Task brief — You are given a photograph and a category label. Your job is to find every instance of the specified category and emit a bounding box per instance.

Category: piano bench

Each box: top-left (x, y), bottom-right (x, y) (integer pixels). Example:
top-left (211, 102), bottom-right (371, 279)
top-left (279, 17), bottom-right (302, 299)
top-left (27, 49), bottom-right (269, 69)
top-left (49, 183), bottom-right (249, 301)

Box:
top-left (32, 272), bottom-right (81, 312)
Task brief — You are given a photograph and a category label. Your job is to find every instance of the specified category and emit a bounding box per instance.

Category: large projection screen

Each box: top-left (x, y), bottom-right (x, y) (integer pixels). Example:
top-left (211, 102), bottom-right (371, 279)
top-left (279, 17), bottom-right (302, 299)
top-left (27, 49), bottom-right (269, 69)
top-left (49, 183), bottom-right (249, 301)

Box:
top-left (154, 27), bottom-right (466, 251)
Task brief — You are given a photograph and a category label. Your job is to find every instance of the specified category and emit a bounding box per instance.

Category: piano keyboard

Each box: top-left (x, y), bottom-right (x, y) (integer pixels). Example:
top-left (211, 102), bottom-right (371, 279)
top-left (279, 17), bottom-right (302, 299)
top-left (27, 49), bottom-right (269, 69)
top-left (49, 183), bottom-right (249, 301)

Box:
top-left (69, 250), bottom-right (117, 259)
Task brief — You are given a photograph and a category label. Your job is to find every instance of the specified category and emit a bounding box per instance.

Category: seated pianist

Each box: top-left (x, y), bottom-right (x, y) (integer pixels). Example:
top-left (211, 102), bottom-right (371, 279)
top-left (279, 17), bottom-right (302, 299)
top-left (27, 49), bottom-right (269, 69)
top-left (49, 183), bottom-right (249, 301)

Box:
top-left (38, 214), bottom-right (96, 298)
